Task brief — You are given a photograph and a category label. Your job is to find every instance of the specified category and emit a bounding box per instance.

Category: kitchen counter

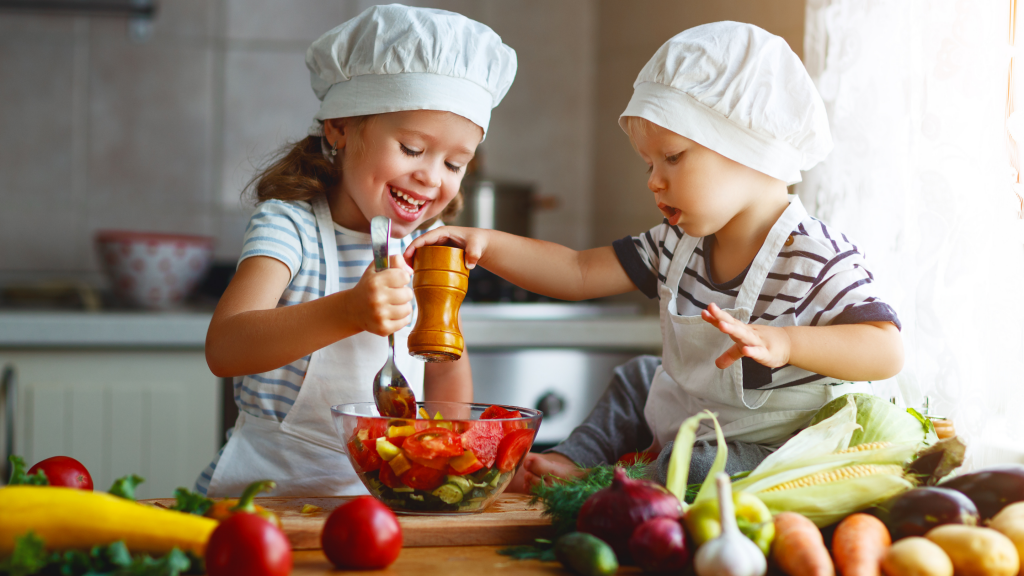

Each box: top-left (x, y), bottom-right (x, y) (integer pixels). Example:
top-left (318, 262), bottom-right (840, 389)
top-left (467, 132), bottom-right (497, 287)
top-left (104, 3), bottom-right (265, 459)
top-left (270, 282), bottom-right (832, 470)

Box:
top-left (291, 547), bottom-right (642, 575)
top-left (0, 306), bottom-right (661, 351)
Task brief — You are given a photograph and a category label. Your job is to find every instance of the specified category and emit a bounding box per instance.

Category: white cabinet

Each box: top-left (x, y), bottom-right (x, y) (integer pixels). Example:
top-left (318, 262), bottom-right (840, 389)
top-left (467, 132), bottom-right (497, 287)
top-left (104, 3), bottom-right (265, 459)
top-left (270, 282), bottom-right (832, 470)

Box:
top-left (0, 350), bottom-right (220, 499)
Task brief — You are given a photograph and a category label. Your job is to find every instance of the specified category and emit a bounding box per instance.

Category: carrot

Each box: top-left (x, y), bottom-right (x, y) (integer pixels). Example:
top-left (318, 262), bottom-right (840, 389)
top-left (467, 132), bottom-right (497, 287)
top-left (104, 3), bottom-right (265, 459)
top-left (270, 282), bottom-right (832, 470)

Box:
top-left (772, 511), bottom-right (836, 576)
top-left (832, 513), bottom-right (892, 576)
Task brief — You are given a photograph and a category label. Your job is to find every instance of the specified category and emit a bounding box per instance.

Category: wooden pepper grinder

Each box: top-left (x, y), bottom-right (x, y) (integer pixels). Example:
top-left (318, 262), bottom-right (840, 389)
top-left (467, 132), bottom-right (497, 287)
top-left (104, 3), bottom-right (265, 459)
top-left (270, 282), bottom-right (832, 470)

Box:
top-left (408, 246), bottom-right (469, 362)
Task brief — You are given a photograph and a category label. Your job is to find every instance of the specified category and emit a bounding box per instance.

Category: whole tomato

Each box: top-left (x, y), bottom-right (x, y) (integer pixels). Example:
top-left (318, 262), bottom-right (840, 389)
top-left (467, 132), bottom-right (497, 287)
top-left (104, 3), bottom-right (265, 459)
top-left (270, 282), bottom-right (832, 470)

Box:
top-left (28, 456), bottom-right (93, 490)
top-left (206, 513), bottom-right (292, 576)
top-left (321, 496), bottom-right (402, 570)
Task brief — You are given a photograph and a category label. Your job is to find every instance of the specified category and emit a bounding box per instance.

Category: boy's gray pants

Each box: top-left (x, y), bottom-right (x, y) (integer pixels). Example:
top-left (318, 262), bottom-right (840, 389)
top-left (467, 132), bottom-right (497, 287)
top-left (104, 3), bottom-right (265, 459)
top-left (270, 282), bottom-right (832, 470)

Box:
top-left (548, 355), bottom-right (772, 486)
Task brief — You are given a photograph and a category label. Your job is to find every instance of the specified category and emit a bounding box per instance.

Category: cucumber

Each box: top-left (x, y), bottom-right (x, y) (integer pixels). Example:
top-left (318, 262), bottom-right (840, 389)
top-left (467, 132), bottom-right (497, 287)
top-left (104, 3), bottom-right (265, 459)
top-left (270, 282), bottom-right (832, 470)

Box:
top-left (445, 475), bottom-right (474, 494)
top-left (554, 532), bottom-right (618, 576)
top-left (432, 483), bottom-right (464, 504)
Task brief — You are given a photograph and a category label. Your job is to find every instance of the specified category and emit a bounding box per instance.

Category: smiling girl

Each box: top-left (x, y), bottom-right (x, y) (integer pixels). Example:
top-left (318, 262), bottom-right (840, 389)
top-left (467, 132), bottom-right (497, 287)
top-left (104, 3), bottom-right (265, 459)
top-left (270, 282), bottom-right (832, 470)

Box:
top-left (195, 5), bottom-right (516, 497)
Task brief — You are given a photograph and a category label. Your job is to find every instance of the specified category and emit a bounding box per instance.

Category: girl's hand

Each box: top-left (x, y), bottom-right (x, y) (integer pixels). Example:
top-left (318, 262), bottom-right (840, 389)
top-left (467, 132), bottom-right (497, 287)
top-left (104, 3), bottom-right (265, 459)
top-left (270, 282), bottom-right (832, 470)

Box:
top-left (403, 226), bottom-right (492, 269)
top-left (702, 302), bottom-right (792, 369)
top-left (350, 258), bottom-right (414, 337)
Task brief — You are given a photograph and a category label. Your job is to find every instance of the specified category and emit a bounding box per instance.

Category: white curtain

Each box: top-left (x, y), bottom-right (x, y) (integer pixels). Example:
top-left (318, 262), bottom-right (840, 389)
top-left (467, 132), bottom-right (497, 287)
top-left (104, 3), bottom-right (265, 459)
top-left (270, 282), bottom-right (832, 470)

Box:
top-left (799, 0), bottom-right (1024, 469)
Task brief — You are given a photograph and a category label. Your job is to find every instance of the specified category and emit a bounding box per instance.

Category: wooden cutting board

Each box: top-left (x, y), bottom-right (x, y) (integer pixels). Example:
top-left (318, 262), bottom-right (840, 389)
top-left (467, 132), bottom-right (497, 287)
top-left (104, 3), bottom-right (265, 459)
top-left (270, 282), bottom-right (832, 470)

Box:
top-left (141, 494), bottom-right (553, 550)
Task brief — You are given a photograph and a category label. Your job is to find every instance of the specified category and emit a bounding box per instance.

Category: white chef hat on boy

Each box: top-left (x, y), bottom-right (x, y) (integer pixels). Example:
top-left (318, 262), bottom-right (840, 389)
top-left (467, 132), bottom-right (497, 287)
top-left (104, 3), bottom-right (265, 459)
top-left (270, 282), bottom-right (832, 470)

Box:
top-left (305, 4), bottom-right (517, 140)
top-left (619, 21), bottom-right (831, 185)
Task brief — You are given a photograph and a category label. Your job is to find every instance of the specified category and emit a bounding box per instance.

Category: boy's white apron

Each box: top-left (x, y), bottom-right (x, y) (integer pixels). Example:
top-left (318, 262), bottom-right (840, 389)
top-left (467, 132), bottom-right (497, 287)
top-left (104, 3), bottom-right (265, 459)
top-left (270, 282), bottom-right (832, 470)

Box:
top-left (207, 194), bottom-right (425, 497)
top-left (644, 197), bottom-right (870, 451)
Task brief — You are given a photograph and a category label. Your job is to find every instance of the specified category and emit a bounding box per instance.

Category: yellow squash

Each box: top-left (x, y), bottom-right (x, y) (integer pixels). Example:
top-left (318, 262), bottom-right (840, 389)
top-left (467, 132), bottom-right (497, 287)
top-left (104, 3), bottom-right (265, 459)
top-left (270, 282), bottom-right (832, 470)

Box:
top-left (0, 486), bottom-right (218, 556)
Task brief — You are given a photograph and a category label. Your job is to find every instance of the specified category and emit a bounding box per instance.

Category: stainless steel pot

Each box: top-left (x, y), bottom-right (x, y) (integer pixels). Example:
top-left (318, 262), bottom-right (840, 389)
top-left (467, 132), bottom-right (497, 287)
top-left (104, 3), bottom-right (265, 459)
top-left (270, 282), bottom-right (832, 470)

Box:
top-left (451, 178), bottom-right (535, 237)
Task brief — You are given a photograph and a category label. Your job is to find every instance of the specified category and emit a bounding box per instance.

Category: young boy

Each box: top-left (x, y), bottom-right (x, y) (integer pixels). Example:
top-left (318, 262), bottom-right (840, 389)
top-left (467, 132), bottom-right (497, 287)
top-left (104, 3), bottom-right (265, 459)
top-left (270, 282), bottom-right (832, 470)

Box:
top-left (405, 22), bottom-right (904, 488)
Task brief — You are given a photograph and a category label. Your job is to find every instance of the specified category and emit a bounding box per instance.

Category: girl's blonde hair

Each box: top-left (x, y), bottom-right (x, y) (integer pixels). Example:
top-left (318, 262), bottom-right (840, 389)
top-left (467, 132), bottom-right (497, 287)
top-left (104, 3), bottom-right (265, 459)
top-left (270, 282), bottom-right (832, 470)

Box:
top-left (244, 116), bottom-right (462, 229)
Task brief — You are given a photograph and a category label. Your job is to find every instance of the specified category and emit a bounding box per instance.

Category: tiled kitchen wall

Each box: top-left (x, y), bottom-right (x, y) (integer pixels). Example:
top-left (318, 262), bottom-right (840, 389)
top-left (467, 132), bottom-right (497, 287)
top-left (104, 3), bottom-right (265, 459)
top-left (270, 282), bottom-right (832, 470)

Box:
top-left (0, 0), bottom-right (803, 288)
top-left (0, 0), bottom-right (598, 284)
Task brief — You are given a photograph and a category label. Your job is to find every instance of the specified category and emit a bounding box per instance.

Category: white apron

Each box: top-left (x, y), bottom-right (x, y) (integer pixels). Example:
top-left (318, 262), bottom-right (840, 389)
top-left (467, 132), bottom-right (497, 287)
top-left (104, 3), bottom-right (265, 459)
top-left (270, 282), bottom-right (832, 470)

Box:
top-left (644, 197), bottom-right (870, 451)
top-left (207, 194), bottom-right (425, 497)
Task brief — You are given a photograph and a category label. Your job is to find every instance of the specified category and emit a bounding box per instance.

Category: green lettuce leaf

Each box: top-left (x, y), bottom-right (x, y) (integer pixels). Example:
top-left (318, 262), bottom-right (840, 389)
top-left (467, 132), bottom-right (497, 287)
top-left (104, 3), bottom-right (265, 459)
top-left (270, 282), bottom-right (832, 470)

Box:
top-left (6, 456), bottom-right (48, 486)
top-left (169, 487), bottom-right (213, 516)
top-left (109, 474), bottom-right (145, 500)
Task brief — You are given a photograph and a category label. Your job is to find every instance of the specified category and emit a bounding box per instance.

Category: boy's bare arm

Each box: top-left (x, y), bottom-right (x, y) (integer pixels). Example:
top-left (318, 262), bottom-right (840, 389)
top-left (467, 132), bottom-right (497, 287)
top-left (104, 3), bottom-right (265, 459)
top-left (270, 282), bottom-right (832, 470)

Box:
top-left (704, 303), bottom-right (904, 381)
top-left (404, 227), bottom-right (636, 300)
top-left (423, 352), bottom-right (473, 403)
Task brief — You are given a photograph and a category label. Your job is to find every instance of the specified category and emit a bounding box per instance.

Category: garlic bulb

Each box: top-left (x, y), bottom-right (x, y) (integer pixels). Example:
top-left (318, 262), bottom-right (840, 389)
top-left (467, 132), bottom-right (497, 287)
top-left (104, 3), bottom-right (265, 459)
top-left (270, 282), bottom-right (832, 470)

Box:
top-left (695, 473), bottom-right (767, 576)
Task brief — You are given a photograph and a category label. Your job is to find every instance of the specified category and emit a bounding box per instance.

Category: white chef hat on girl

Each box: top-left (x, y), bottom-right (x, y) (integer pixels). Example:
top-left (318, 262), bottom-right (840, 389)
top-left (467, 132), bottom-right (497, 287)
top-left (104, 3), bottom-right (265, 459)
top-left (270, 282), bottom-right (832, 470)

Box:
top-left (619, 21), bottom-right (831, 185)
top-left (305, 4), bottom-right (517, 140)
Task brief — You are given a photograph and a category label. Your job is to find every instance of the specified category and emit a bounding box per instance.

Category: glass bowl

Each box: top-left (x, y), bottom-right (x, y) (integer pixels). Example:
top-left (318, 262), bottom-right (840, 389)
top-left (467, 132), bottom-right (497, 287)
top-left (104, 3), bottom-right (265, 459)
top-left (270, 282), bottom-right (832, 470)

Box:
top-left (331, 402), bottom-right (542, 515)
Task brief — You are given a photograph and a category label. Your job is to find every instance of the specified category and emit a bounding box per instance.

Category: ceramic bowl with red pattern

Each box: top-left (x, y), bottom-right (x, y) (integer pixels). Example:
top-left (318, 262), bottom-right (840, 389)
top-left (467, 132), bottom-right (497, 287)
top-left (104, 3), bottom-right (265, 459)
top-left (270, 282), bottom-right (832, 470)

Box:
top-left (96, 230), bottom-right (213, 310)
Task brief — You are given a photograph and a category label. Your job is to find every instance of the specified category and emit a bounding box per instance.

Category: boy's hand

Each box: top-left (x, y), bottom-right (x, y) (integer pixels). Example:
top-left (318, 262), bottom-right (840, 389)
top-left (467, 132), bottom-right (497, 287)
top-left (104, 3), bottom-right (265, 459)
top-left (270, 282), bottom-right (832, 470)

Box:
top-left (350, 257), bottom-right (413, 336)
top-left (403, 226), bottom-right (492, 270)
top-left (507, 452), bottom-right (586, 493)
top-left (702, 302), bottom-right (792, 369)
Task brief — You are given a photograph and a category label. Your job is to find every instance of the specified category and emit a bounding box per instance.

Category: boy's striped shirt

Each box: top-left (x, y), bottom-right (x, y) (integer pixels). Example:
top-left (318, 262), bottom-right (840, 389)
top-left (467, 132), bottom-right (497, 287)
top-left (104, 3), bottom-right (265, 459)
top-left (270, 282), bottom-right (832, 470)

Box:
top-left (612, 213), bottom-right (899, 391)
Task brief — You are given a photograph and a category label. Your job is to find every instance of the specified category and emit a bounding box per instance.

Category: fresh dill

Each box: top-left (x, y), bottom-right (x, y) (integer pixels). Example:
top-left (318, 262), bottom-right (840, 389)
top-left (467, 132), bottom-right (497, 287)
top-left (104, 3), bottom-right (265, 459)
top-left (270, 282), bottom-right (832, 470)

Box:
top-left (529, 463), bottom-right (650, 537)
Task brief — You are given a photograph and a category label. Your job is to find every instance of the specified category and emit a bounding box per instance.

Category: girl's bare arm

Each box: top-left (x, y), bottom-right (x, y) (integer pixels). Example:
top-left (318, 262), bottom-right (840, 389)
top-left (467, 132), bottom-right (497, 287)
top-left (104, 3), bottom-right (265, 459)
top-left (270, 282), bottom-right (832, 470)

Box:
top-left (405, 227), bottom-right (636, 301)
top-left (205, 256), bottom-right (412, 377)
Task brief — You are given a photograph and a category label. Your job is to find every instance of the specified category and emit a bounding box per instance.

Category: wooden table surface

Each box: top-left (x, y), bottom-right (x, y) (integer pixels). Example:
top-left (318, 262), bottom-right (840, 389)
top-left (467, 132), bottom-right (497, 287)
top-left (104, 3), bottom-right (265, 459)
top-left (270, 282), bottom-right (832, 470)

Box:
top-left (291, 546), bottom-right (645, 575)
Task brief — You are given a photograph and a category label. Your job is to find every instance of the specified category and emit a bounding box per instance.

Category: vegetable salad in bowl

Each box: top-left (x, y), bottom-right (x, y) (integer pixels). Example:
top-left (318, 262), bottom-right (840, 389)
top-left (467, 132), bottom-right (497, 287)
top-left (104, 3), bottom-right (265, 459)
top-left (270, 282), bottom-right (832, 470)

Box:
top-left (331, 402), bottom-right (542, 514)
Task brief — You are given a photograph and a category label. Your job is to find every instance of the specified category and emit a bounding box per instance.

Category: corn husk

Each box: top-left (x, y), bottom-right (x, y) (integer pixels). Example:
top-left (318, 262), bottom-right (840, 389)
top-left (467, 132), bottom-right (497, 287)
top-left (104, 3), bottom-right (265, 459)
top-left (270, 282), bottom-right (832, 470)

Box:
top-left (733, 396), bottom-right (916, 525)
top-left (666, 396), bottom-right (917, 524)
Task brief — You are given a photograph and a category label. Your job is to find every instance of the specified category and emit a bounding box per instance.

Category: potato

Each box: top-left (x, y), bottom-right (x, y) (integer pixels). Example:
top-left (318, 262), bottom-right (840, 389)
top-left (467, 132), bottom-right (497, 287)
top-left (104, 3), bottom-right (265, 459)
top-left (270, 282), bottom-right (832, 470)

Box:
top-left (882, 537), bottom-right (953, 576)
top-left (926, 525), bottom-right (1019, 576)
top-left (990, 502), bottom-right (1024, 574)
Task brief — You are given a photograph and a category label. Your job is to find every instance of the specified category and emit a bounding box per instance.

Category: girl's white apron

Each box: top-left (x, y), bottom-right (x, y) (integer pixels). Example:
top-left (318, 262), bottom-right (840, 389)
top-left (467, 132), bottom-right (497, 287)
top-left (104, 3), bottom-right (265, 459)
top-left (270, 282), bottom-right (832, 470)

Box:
top-left (644, 196), bottom-right (870, 451)
top-left (207, 194), bottom-right (425, 497)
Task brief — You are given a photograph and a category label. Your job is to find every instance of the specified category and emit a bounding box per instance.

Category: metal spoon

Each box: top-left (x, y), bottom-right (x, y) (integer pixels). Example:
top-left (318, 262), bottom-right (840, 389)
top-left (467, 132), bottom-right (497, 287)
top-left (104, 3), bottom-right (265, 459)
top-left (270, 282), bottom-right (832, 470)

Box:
top-left (369, 216), bottom-right (418, 419)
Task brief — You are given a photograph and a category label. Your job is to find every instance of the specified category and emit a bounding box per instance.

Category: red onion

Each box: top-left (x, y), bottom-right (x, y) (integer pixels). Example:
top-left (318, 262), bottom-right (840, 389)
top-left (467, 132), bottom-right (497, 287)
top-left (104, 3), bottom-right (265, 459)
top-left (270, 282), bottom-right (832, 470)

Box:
top-left (629, 517), bottom-right (691, 573)
top-left (577, 467), bottom-right (683, 563)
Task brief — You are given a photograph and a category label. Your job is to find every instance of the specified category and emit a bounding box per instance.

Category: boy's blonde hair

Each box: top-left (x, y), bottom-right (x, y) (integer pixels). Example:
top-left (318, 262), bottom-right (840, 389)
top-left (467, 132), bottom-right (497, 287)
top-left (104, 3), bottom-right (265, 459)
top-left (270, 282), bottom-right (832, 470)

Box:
top-left (622, 115), bottom-right (655, 153)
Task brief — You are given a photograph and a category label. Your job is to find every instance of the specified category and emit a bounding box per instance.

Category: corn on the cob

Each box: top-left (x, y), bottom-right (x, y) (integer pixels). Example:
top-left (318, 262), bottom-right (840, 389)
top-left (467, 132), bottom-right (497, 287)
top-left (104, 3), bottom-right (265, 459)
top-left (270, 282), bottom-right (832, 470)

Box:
top-left (836, 441), bottom-right (892, 454)
top-left (761, 464), bottom-right (905, 492)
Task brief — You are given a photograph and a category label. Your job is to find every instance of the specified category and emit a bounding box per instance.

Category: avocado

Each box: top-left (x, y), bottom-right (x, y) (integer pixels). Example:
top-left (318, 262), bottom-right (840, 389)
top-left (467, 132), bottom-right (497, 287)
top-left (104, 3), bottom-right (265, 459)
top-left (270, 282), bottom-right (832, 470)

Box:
top-left (554, 532), bottom-right (618, 576)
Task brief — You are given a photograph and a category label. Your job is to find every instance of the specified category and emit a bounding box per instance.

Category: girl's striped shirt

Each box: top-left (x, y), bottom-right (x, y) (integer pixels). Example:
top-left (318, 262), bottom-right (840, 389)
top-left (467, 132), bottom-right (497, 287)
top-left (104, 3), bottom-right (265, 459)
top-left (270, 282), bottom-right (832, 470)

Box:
top-left (231, 198), bottom-right (436, 422)
top-left (194, 199), bottom-right (436, 495)
top-left (612, 212), bottom-right (900, 391)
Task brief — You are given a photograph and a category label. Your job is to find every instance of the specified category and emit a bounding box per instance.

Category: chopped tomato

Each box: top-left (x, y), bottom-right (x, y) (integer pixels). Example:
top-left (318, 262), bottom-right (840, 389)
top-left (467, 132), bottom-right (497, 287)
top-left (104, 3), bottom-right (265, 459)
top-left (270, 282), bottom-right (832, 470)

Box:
top-left (355, 418), bottom-right (389, 441)
top-left (406, 452), bottom-right (451, 471)
top-left (347, 437), bottom-right (382, 473)
top-left (496, 428), bottom-right (535, 473)
top-left (378, 460), bottom-right (404, 489)
top-left (448, 450), bottom-right (484, 476)
top-left (480, 405), bottom-right (527, 433)
top-left (616, 451), bottom-right (655, 466)
top-left (402, 463), bottom-right (446, 491)
top-left (404, 428), bottom-right (463, 461)
top-left (480, 405), bottom-right (521, 419)
top-left (386, 435), bottom-right (406, 448)
top-left (459, 421), bottom-right (504, 469)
